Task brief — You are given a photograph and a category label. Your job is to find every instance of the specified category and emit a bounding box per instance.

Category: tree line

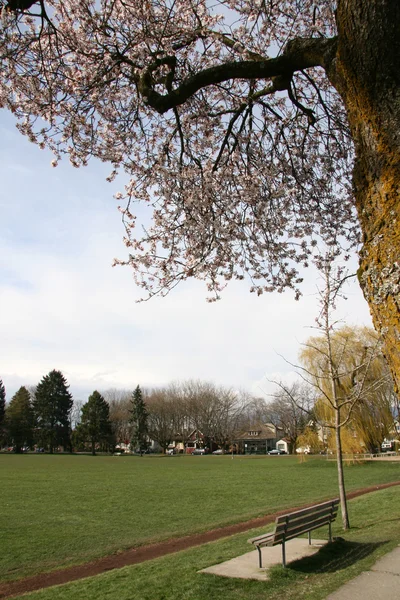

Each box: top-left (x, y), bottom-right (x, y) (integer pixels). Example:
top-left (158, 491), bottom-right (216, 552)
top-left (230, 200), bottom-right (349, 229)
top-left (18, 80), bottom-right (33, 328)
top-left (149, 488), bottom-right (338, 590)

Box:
top-left (0, 371), bottom-right (110, 455)
top-left (1, 329), bottom-right (398, 457)
top-left (0, 373), bottom-right (263, 455)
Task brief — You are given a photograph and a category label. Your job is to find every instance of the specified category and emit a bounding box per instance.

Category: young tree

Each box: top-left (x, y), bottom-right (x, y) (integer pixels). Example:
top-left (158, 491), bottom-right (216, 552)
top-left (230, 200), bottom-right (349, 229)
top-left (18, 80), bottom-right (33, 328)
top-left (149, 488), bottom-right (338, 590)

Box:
top-left (130, 386), bottom-right (149, 455)
top-left (299, 261), bottom-right (390, 529)
top-left (1, 2), bottom-right (399, 391)
top-left (33, 370), bottom-right (73, 453)
top-left (6, 386), bottom-right (34, 453)
top-left (77, 391), bottom-right (112, 456)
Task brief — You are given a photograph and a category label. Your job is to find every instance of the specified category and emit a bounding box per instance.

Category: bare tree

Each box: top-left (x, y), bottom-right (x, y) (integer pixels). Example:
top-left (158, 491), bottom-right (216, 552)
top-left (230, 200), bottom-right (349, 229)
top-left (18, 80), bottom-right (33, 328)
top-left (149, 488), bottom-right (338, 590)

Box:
top-left (240, 396), bottom-right (270, 429)
top-left (103, 388), bottom-right (132, 447)
top-left (209, 388), bottom-right (248, 451)
top-left (298, 257), bottom-right (388, 529)
top-left (70, 399), bottom-right (84, 430)
top-left (181, 380), bottom-right (247, 450)
top-left (266, 382), bottom-right (314, 452)
top-left (146, 387), bottom-right (181, 453)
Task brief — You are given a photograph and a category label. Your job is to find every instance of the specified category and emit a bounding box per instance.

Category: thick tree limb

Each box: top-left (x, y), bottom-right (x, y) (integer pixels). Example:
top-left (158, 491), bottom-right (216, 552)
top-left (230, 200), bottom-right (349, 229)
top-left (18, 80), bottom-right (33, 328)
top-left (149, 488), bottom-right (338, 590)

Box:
top-left (139, 37), bottom-right (338, 113)
top-left (4, 0), bottom-right (38, 10)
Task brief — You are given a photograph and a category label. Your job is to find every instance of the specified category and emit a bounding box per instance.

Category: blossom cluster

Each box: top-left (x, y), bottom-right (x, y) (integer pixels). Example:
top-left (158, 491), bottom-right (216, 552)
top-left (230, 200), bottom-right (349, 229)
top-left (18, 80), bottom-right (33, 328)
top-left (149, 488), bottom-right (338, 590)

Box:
top-left (0, 0), bottom-right (358, 300)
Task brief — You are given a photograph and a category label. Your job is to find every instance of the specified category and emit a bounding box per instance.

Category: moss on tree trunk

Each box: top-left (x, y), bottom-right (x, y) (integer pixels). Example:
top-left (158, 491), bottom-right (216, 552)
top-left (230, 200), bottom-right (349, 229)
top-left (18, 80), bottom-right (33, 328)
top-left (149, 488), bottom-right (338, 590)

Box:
top-left (332, 0), bottom-right (400, 391)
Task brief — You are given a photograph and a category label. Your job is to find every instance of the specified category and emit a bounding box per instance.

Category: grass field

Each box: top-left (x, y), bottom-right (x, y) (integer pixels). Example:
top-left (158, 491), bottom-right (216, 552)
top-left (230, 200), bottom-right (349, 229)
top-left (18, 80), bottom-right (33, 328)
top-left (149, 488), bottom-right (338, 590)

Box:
top-left (1, 453), bottom-right (400, 583)
top-left (13, 486), bottom-right (400, 600)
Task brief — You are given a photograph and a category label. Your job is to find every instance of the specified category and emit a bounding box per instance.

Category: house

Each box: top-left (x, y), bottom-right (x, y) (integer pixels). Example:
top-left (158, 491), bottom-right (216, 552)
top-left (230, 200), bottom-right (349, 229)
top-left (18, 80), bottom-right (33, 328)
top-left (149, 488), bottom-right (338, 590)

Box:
top-left (234, 423), bottom-right (282, 454)
top-left (167, 429), bottom-right (208, 454)
top-left (184, 429), bottom-right (213, 453)
top-left (276, 438), bottom-right (290, 454)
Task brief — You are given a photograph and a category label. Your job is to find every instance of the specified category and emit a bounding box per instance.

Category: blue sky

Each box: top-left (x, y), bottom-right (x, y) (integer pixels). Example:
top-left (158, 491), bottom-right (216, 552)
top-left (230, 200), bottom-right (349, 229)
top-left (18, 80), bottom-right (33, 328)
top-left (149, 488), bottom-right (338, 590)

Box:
top-left (0, 110), bottom-right (373, 403)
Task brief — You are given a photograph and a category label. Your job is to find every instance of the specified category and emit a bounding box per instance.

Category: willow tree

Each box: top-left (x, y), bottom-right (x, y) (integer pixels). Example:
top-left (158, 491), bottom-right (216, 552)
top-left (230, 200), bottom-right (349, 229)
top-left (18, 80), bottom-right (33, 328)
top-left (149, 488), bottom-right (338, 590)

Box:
top-left (303, 326), bottom-right (395, 452)
top-left (1, 1), bottom-right (399, 386)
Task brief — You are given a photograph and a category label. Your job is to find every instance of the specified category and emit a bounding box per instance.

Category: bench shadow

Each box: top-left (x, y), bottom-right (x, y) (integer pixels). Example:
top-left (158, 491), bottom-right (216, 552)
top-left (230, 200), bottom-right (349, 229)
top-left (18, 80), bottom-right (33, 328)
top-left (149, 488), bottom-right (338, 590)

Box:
top-left (288, 540), bottom-right (386, 574)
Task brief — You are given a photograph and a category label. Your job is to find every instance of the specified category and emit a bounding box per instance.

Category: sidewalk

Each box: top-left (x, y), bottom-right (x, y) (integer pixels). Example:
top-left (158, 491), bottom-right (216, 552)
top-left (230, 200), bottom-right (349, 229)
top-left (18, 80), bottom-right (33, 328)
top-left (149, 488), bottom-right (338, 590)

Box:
top-left (325, 545), bottom-right (400, 599)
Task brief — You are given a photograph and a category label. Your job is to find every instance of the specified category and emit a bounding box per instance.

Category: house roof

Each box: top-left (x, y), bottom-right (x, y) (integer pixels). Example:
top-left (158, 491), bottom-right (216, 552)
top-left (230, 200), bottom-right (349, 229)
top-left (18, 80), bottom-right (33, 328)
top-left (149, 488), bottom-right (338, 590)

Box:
top-left (235, 423), bottom-right (279, 441)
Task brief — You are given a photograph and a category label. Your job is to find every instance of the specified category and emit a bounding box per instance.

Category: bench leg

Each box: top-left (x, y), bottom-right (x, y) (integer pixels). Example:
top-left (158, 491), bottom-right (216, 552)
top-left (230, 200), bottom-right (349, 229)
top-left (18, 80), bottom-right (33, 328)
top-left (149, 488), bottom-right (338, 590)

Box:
top-left (257, 546), bottom-right (263, 569)
top-left (282, 541), bottom-right (286, 568)
top-left (308, 531), bottom-right (311, 545)
top-left (329, 521), bottom-right (332, 543)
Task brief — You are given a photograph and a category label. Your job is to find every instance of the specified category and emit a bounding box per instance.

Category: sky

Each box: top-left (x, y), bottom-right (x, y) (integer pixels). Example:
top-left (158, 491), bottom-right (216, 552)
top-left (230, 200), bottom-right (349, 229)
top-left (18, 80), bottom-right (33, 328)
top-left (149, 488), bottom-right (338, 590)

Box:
top-left (0, 110), bottom-right (374, 404)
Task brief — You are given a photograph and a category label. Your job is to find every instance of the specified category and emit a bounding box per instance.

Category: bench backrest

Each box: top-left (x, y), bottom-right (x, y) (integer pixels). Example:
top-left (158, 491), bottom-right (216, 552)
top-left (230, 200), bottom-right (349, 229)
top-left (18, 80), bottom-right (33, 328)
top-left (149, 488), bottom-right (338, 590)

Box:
top-left (272, 498), bottom-right (339, 544)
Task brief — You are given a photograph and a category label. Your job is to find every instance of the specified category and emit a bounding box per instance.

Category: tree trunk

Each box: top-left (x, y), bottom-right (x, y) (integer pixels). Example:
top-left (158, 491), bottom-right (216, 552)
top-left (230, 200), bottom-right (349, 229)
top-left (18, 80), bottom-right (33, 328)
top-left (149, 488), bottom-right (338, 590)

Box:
top-left (335, 409), bottom-right (350, 530)
top-left (332, 0), bottom-right (400, 392)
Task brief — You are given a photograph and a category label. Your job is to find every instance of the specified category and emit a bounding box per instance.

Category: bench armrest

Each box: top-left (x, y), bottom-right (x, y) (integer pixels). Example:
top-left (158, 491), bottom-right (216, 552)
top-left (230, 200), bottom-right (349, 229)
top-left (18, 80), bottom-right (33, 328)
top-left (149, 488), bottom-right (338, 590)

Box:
top-left (248, 531), bottom-right (275, 546)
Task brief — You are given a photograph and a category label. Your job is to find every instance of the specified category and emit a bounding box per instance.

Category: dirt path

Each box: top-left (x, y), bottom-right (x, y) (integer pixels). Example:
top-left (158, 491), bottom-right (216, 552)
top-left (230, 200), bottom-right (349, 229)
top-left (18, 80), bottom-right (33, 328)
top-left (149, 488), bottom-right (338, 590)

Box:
top-left (1, 481), bottom-right (399, 599)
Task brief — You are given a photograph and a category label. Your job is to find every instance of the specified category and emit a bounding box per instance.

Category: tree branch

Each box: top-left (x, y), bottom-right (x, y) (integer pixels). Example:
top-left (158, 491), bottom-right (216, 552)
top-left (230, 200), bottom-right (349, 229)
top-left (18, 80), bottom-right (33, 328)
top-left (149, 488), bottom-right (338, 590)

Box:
top-left (139, 37), bottom-right (337, 114)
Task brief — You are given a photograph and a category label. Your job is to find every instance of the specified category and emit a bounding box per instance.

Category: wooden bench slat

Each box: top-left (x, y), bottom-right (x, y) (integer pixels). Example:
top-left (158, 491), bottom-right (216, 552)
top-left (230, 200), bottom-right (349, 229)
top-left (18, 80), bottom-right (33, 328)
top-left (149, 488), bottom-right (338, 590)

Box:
top-left (269, 517), bottom-right (337, 546)
top-left (251, 513), bottom-right (336, 548)
top-left (275, 507), bottom-right (338, 533)
top-left (274, 500), bottom-right (339, 524)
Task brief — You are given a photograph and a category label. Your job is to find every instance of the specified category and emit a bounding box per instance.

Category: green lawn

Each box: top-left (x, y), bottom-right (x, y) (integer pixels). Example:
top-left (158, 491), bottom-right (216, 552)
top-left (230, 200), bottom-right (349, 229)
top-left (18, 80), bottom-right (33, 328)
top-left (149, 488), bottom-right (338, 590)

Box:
top-left (17, 486), bottom-right (400, 600)
top-left (1, 453), bottom-right (399, 582)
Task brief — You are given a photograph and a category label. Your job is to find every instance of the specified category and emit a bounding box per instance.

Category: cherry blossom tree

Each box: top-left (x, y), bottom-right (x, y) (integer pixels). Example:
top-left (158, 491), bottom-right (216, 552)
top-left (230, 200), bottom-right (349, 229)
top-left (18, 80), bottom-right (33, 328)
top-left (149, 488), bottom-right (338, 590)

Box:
top-left (1, 1), bottom-right (399, 389)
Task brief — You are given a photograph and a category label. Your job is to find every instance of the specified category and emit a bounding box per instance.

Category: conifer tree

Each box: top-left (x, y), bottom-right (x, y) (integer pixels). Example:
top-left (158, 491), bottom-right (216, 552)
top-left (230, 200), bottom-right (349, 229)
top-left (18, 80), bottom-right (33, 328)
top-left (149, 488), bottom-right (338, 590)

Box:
top-left (130, 386), bottom-right (149, 456)
top-left (0, 379), bottom-right (5, 434)
top-left (78, 391), bottom-right (112, 456)
top-left (33, 370), bottom-right (73, 453)
top-left (6, 387), bottom-right (34, 453)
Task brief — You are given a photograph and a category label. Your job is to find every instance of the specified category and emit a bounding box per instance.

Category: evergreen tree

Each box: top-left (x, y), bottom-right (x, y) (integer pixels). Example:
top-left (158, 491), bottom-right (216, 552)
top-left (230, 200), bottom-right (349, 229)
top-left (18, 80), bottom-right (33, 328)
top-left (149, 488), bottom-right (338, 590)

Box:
top-left (33, 370), bottom-right (73, 453)
top-left (77, 391), bottom-right (112, 456)
top-left (6, 387), bottom-right (34, 453)
top-left (0, 379), bottom-right (5, 437)
top-left (130, 386), bottom-right (149, 456)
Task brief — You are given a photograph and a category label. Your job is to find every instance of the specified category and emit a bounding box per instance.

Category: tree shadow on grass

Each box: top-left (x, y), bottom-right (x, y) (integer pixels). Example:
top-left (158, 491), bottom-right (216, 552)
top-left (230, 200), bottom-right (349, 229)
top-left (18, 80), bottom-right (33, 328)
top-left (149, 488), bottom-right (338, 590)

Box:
top-left (350, 516), bottom-right (400, 531)
top-left (288, 539), bottom-right (386, 574)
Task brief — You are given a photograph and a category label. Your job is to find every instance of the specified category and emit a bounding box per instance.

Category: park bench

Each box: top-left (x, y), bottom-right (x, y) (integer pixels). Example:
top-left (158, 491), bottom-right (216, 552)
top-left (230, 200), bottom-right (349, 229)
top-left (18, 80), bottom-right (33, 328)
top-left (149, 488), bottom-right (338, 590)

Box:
top-left (248, 498), bottom-right (340, 568)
